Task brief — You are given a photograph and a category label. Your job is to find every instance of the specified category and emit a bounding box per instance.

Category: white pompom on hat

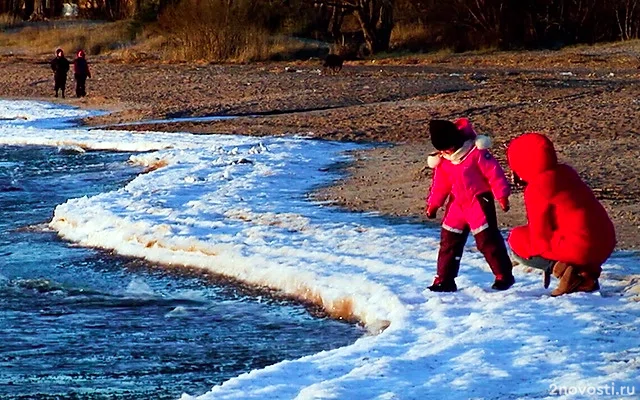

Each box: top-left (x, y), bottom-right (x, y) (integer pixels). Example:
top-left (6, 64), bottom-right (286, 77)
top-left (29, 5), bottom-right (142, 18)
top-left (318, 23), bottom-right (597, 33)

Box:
top-left (474, 134), bottom-right (492, 150)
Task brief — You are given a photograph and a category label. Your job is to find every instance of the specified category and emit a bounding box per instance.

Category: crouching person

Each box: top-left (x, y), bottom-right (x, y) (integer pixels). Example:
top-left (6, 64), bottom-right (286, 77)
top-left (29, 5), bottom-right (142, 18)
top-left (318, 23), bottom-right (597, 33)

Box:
top-left (506, 132), bottom-right (616, 296)
top-left (425, 118), bottom-right (514, 292)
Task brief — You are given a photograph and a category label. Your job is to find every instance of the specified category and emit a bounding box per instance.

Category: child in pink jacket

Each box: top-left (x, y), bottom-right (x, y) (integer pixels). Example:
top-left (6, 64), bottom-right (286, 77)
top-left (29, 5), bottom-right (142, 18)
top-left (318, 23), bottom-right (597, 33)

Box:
top-left (425, 118), bottom-right (514, 292)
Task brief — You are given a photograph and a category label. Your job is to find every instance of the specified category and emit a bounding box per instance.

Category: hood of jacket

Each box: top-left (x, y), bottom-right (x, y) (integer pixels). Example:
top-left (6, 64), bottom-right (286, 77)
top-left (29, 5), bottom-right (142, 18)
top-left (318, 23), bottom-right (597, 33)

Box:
top-left (506, 132), bottom-right (558, 182)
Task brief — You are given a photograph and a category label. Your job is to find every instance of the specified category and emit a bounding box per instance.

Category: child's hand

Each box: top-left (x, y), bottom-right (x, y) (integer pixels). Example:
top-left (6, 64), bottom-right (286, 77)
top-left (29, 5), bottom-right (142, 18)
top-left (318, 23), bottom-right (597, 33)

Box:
top-left (425, 205), bottom-right (438, 219)
top-left (498, 197), bottom-right (510, 212)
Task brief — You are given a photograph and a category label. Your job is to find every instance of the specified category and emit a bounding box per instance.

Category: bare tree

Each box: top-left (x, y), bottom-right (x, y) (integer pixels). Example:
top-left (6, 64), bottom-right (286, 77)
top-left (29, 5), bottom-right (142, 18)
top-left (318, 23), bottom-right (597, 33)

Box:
top-left (615, 0), bottom-right (640, 39)
top-left (28, 0), bottom-right (45, 20)
top-left (0, 0), bottom-right (21, 15)
top-left (313, 0), bottom-right (395, 54)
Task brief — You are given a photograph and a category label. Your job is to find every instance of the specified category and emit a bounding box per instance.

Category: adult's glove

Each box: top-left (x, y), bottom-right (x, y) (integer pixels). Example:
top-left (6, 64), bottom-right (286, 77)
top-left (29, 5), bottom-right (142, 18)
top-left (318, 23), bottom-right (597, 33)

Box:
top-left (425, 205), bottom-right (438, 219)
top-left (498, 197), bottom-right (510, 212)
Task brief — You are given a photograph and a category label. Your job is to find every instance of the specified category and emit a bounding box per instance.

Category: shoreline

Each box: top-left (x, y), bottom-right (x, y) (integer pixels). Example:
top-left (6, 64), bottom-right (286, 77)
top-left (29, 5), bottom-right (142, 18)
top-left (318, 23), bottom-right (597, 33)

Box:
top-left (1, 48), bottom-right (639, 250)
top-left (5, 93), bottom-right (640, 251)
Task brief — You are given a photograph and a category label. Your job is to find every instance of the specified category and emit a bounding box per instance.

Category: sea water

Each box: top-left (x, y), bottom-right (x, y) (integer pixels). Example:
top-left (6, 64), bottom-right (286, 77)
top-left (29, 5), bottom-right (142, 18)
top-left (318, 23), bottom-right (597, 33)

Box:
top-left (0, 145), bottom-right (363, 399)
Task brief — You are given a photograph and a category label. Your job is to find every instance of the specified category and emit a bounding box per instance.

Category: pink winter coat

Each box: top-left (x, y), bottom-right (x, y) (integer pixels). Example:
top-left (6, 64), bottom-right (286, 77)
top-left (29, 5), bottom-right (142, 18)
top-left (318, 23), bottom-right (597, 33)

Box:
top-left (427, 139), bottom-right (511, 235)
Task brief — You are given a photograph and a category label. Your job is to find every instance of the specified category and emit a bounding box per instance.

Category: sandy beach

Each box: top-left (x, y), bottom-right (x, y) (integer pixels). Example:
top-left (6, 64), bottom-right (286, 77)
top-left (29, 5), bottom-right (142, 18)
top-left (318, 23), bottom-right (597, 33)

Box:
top-left (1, 47), bottom-right (639, 250)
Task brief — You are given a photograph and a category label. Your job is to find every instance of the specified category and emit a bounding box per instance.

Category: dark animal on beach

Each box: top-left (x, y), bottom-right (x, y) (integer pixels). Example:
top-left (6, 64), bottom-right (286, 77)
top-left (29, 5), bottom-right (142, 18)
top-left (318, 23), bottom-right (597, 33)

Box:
top-left (323, 54), bottom-right (344, 74)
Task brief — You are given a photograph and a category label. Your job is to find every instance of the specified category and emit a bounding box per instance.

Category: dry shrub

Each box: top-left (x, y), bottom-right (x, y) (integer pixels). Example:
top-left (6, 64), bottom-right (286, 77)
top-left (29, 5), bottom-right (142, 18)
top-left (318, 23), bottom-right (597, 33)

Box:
top-left (267, 35), bottom-right (329, 61)
top-left (390, 22), bottom-right (431, 52)
top-left (157, 0), bottom-right (271, 62)
top-left (0, 20), bottom-right (139, 56)
top-left (0, 13), bottom-right (22, 30)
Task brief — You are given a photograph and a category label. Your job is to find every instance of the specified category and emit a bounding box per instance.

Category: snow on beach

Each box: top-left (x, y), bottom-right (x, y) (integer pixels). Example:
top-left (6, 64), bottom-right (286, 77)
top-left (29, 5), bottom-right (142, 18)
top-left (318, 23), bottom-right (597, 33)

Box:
top-left (0, 100), bottom-right (638, 399)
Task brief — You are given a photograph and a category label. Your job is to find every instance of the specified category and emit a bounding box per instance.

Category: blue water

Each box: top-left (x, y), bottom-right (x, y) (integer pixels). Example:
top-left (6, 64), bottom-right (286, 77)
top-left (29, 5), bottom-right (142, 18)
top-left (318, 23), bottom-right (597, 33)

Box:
top-left (0, 145), bottom-right (363, 399)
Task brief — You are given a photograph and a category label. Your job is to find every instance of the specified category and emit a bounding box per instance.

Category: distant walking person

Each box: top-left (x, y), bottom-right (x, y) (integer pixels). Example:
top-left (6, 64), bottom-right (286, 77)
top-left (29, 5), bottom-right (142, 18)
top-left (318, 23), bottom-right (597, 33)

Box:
top-left (50, 48), bottom-right (70, 98)
top-left (73, 50), bottom-right (91, 98)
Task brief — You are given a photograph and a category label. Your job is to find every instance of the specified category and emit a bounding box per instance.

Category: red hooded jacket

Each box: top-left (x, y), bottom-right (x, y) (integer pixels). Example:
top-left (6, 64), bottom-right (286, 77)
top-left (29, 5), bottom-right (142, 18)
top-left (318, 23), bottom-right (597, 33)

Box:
top-left (506, 133), bottom-right (615, 276)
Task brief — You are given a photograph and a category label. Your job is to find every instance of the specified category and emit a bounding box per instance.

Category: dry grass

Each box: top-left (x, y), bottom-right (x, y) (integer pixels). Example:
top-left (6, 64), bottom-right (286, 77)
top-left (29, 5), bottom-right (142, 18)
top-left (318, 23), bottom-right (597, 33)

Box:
top-left (154, 0), bottom-right (278, 62)
top-left (0, 13), bottom-right (23, 30)
top-left (151, 0), bottom-right (329, 63)
top-left (265, 36), bottom-right (329, 61)
top-left (0, 10), bottom-right (325, 63)
top-left (156, 0), bottom-right (255, 62)
top-left (0, 20), bottom-right (139, 56)
top-left (0, 5), bottom-right (328, 63)
top-left (390, 22), bottom-right (431, 52)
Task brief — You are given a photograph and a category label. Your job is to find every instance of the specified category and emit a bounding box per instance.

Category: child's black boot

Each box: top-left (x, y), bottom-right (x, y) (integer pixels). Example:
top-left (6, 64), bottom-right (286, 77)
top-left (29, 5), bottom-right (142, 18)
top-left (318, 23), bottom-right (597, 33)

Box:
top-left (428, 277), bottom-right (457, 292)
top-left (491, 275), bottom-right (515, 291)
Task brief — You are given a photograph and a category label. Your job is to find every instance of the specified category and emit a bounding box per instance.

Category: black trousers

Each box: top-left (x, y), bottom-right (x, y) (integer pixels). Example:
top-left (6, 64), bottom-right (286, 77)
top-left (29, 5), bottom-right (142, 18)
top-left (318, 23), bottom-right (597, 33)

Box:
top-left (75, 74), bottom-right (87, 97)
top-left (54, 75), bottom-right (67, 95)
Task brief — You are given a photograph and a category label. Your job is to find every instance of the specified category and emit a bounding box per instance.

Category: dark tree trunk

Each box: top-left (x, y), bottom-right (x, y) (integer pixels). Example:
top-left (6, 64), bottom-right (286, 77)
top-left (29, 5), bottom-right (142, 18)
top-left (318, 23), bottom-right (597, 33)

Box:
top-left (354, 0), bottom-right (393, 53)
top-left (23, 0), bottom-right (33, 18)
top-left (14, 0), bottom-right (25, 18)
top-left (28, 0), bottom-right (45, 20)
top-left (314, 0), bottom-right (395, 54)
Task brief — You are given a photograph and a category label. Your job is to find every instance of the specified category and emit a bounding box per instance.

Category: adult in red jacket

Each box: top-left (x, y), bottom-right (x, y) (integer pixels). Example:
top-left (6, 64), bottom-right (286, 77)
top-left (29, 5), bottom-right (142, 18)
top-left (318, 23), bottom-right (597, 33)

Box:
top-left (506, 132), bottom-right (616, 296)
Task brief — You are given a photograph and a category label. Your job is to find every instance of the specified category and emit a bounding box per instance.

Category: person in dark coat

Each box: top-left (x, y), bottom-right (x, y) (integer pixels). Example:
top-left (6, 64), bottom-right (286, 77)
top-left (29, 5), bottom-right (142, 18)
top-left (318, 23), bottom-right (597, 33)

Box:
top-left (50, 48), bottom-right (70, 98)
top-left (506, 132), bottom-right (616, 296)
top-left (73, 50), bottom-right (91, 98)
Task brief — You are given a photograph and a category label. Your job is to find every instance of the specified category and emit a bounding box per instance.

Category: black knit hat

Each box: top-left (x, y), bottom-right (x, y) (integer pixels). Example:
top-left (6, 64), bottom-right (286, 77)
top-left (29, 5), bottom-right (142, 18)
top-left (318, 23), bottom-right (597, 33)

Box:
top-left (429, 119), bottom-right (466, 151)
